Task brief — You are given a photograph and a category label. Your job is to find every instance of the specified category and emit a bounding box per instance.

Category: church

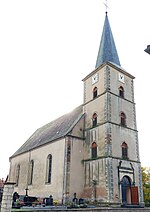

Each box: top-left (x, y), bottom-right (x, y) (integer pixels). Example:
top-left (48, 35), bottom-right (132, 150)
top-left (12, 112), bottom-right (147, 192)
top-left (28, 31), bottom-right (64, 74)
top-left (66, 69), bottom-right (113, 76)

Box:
top-left (8, 11), bottom-right (144, 207)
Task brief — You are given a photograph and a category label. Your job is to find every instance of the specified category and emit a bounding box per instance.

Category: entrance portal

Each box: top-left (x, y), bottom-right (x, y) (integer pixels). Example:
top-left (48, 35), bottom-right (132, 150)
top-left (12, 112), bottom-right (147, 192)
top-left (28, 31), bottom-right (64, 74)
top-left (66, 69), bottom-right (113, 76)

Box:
top-left (121, 176), bottom-right (131, 205)
top-left (121, 176), bottom-right (139, 206)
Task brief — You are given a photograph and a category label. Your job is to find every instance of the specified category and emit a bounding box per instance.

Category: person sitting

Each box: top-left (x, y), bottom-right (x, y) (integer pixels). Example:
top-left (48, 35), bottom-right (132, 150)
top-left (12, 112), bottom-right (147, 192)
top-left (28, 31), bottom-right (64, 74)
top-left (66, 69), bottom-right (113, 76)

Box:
top-left (12, 192), bottom-right (20, 207)
top-left (49, 195), bottom-right (53, 206)
top-left (72, 192), bottom-right (78, 204)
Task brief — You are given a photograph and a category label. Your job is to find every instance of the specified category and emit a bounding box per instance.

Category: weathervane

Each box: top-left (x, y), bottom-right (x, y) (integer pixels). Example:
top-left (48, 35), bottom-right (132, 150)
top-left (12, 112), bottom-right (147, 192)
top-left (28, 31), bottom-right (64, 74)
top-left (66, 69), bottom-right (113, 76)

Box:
top-left (104, 0), bottom-right (109, 13)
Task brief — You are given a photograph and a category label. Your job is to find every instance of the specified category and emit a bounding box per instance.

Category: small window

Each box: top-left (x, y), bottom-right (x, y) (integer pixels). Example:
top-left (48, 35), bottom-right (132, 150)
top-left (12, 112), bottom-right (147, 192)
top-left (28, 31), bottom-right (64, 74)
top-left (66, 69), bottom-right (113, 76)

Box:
top-left (16, 164), bottom-right (20, 186)
top-left (92, 113), bottom-right (97, 127)
top-left (46, 154), bottom-right (52, 184)
top-left (119, 86), bottom-right (124, 98)
top-left (91, 142), bottom-right (97, 159)
top-left (93, 87), bottom-right (98, 99)
top-left (122, 142), bottom-right (128, 159)
top-left (120, 112), bottom-right (126, 126)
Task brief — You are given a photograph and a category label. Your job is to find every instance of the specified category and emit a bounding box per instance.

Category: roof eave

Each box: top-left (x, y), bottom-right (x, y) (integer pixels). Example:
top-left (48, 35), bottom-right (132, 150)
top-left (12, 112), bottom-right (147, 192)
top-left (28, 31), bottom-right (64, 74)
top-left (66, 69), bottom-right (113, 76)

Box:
top-left (82, 61), bottom-right (135, 82)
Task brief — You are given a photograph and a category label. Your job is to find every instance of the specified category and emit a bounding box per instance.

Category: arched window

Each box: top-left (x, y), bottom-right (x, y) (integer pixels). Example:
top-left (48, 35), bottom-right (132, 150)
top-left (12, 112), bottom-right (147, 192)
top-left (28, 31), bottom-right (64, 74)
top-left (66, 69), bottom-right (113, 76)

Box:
top-left (16, 164), bottom-right (20, 186)
top-left (92, 113), bottom-right (97, 127)
top-left (28, 160), bottom-right (34, 185)
top-left (122, 142), bottom-right (128, 159)
top-left (119, 86), bottom-right (124, 98)
top-left (46, 154), bottom-right (52, 184)
top-left (91, 142), bottom-right (97, 159)
top-left (93, 87), bottom-right (98, 99)
top-left (120, 112), bottom-right (126, 126)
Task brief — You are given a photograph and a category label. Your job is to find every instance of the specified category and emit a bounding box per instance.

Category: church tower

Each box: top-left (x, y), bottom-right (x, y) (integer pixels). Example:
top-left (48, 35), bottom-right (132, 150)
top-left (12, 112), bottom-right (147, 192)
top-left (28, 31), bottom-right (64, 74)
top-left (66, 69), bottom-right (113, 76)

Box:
top-left (82, 12), bottom-right (144, 206)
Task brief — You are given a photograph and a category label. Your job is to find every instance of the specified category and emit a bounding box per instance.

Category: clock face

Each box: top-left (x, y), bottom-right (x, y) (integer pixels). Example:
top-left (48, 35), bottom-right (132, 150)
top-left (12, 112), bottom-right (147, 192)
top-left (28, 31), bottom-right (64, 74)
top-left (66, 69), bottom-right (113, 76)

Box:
top-left (118, 73), bottom-right (125, 83)
top-left (92, 73), bottom-right (99, 85)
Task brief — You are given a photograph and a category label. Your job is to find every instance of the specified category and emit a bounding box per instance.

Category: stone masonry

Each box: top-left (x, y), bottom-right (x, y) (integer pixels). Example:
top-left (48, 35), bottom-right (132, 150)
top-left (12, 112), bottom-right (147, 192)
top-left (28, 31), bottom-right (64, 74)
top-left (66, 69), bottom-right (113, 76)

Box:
top-left (1, 182), bottom-right (15, 212)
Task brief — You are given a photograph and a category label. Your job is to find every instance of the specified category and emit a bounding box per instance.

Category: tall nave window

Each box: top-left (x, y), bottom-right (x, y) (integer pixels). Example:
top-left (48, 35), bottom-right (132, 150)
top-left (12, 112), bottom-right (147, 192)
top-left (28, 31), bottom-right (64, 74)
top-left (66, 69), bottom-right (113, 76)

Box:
top-left (28, 160), bottom-right (34, 185)
top-left (16, 164), bottom-right (20, 186)
top-left (46, 154), bottom-right (52, 184)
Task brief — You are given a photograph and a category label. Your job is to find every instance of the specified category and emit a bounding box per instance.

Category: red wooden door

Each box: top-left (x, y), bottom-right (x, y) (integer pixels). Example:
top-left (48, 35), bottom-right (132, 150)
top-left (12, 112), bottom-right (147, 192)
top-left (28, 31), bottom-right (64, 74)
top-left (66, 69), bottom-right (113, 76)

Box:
top-left (131, 186), bottom-right (139, 205)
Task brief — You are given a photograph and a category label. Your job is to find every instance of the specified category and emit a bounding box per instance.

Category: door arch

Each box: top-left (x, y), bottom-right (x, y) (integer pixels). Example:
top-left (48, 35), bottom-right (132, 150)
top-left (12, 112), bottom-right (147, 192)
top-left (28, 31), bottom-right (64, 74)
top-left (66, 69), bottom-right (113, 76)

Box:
top-left (121, 175), bottom-right (131, 206)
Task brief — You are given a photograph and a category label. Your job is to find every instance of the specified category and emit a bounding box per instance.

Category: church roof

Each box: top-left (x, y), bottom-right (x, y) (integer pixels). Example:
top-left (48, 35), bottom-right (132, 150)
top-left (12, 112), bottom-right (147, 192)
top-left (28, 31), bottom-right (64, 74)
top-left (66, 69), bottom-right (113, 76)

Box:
top-left (10, 105), bottom-right (83, 158)
top-left (95, 12), bottom-right (121, 68)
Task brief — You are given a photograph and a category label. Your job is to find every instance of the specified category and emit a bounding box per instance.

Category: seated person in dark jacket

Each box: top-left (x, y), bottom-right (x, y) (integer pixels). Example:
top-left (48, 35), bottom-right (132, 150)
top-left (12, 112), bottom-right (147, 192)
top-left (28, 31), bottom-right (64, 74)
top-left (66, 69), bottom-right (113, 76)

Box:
top-left (72, 192), bottom-right (78, 204)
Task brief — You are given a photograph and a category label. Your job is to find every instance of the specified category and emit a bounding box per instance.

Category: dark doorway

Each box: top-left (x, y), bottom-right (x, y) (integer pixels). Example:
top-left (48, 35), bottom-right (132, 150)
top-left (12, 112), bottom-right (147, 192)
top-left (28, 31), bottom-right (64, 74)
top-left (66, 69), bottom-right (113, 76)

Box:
top-left (121, 176), bottom-right (131, 206)
top-left (121, 176), bottom-right (139, 206)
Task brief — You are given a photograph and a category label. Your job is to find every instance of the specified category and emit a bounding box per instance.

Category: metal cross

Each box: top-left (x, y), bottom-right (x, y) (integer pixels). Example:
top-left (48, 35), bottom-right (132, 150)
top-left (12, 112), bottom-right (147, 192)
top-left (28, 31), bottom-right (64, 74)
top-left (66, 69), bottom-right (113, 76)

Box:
top-left (25, 188), bottom-right (29, 196)
top-left (104, 0), bottom-right (109, 13)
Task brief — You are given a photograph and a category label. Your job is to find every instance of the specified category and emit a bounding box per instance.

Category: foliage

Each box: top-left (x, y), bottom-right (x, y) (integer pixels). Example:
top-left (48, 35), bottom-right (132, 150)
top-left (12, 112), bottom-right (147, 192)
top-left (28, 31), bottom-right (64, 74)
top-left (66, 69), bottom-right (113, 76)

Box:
top-left (53, 199), bottom-right (59, 205)
top-left (142, 167), bottom-right (150, 205)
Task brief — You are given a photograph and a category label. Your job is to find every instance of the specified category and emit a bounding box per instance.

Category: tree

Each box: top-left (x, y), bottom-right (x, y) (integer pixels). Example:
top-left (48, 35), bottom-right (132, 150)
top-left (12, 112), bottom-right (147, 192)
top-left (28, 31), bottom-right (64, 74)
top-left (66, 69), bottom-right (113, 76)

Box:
top-left (142, 167), bottom-right (150, 204)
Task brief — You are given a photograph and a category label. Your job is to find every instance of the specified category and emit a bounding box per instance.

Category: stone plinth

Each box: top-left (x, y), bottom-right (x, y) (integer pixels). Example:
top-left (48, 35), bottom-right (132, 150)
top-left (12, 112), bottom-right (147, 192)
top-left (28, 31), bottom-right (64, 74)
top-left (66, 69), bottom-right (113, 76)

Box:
top-left (1, 182), bottom-right (15, 212)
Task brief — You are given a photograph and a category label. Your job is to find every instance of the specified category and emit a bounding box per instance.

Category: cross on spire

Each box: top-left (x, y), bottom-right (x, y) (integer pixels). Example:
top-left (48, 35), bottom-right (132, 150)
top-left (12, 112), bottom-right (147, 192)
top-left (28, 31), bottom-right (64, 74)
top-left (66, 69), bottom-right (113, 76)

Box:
top-left (104, 0), bottom-right (109, 13)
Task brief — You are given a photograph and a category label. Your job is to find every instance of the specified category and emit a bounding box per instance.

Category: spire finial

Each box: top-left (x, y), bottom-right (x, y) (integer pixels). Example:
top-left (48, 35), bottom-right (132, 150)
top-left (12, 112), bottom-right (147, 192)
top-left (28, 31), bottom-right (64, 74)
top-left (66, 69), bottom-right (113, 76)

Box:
top-left (104, 0), bottom-right (109, 14)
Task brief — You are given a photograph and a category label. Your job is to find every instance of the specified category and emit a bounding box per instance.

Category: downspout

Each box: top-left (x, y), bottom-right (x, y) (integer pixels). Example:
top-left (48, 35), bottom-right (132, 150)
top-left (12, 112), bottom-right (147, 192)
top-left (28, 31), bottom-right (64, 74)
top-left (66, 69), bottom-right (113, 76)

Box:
top-left (62, 137), bottom-right (67, 204)
top-left (25, 151), bottom-right (31, 196)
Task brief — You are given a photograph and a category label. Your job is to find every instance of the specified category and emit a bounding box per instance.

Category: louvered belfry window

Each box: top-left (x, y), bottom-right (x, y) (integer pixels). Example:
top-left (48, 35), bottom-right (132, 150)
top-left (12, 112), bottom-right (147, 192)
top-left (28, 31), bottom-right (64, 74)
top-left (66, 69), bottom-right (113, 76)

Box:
top-left (91, 142), bottom-right (97, 159)
top-left (93, 87), bottom-right (98, 99)
top-left (120, 112), bottom-right (126, 126)
top-left (122, 142), bottom-right (128, 159)
top-left (119, 86), bottom-right (124, 98)
top-left (92, 113), bottom-right (97, 127)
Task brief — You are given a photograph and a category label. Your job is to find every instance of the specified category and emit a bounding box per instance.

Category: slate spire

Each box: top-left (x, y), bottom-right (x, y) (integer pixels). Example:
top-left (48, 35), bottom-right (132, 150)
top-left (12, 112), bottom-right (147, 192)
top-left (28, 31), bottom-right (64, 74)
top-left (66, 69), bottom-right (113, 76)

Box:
top-left (95, 12), bottom-right (121, 68)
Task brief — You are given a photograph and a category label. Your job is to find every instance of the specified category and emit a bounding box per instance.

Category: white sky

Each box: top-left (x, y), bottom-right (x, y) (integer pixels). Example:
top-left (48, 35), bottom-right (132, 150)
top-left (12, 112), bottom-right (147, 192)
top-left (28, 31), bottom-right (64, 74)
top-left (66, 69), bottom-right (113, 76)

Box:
top-left (0, 0), bottom-right (150, 179)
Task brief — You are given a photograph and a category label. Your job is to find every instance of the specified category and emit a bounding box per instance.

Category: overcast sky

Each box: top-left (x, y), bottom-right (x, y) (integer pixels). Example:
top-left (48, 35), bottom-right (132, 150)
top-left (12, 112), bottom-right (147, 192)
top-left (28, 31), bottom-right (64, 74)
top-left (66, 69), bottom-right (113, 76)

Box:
top-left (0, 0), bottom-right (150, 179)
